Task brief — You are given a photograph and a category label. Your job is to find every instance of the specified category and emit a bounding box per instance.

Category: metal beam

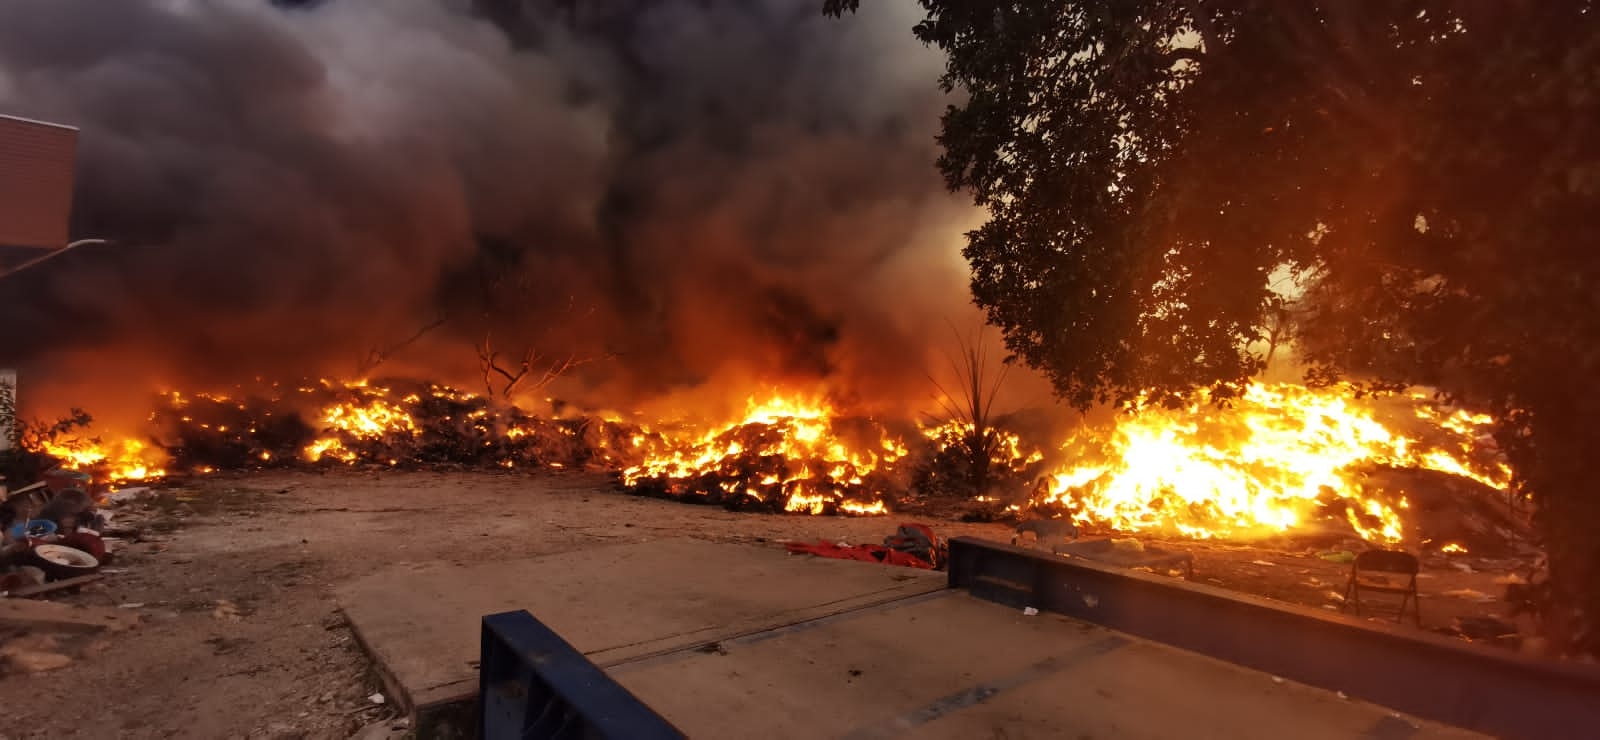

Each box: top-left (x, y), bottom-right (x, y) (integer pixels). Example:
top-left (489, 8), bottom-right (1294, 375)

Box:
top-left (480, 610), bottom-right (684, 740)
top-left (0, 239), bottom-right (109, 281)
top-left (946, 536), bottom-right (1600, 740)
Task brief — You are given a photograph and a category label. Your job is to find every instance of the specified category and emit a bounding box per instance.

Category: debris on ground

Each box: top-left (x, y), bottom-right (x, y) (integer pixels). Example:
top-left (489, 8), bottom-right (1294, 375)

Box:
top-left (1442, 588), bottom-right (1496, 603)
top-left (1053, 537), bottom-right (1196, 579)
top-left (0, 465), bottom-right (174, 695)
top-left (1, 634), bottom-right (73, 673)
top-left (0, 597), bottom-right (141, 633)
top-left (212, 599), bottom-right (243, 622)
top-left (786, 522), bottom-right (946, 569)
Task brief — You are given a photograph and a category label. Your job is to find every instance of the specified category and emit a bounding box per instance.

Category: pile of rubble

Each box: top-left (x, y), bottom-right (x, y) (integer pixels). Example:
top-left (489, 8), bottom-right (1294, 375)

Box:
top-left (0, 464), bottom-right (156, 674)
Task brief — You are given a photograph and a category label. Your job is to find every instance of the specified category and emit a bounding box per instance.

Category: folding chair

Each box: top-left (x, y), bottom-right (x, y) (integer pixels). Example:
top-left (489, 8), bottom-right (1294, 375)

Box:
top-left (1343, 549), bottom-right (1421, 626)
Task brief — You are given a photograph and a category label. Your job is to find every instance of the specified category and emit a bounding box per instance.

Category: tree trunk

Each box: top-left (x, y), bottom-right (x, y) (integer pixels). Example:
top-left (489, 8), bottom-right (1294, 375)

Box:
top-left (1526, 393), bottom-right (1600, 656)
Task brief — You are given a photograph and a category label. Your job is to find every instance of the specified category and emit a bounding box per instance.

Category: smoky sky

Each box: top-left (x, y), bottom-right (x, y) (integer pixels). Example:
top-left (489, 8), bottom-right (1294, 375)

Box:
top-left (0, 0), bottom-right (1009, 416)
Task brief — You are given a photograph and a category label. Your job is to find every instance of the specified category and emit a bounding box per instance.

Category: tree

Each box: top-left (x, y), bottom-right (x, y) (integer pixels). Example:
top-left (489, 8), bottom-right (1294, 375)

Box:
top-left (829, 1), bottom-right (1600, 654)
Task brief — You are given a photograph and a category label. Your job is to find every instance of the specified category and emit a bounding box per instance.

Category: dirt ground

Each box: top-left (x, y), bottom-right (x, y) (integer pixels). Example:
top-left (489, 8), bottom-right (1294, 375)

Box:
top-left (0, 471), bottom-right (1538, 739)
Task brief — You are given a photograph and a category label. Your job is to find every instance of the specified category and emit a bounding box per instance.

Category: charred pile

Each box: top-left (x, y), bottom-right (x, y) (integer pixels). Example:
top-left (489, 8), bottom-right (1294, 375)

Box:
top-left (144, 379), bottom-right (649, 475)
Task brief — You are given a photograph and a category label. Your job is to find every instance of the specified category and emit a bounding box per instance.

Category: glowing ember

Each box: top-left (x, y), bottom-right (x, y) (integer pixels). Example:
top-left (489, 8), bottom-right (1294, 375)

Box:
top-left (1031, 383), bottom-right (1508, 544)
top-left (622, 394), bottom-right (908, 514)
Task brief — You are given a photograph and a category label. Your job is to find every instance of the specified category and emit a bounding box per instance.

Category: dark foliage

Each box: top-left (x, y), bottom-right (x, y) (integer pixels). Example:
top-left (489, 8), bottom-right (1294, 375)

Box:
top-left (830, 1), bottom-right (1600, 653)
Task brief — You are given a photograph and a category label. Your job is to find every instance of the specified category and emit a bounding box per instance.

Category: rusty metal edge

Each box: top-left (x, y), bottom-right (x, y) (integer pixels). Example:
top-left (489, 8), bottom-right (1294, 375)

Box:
top-left (946, 536), bottom-right (1600, 740)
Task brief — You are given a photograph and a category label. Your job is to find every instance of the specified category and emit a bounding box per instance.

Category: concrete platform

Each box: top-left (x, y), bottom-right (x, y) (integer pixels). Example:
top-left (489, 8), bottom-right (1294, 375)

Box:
top-left (338, 539), bottom-right (1481, 739)
top-left (335, 538), bottom-right (945, 712)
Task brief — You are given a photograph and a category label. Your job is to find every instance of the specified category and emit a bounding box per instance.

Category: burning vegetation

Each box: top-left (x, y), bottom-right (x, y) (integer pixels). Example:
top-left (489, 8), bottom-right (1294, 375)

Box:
top-left (1028, 384), bottom-right (1512, 546)
top-left (10, 376), bottom-right (1524, 554)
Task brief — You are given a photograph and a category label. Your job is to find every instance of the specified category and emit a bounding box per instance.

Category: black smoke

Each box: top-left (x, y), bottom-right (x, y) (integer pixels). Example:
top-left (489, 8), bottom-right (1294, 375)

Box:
top-left (0, 0), bottom-right (1009, 420)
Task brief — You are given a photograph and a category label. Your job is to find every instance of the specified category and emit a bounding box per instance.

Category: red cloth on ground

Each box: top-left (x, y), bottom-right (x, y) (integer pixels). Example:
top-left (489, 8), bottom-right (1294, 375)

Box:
top-left (785, 540), bottom-right (935, 570)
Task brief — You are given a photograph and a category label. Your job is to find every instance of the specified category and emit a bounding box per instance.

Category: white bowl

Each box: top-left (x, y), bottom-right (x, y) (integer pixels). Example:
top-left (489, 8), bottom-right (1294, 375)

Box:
top-left (31, 544), bottom-right (99, 570)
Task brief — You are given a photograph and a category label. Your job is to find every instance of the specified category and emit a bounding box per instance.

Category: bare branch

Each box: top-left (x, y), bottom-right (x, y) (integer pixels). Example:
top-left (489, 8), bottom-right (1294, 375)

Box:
top-left (358, 314), bottom-right (449, 376)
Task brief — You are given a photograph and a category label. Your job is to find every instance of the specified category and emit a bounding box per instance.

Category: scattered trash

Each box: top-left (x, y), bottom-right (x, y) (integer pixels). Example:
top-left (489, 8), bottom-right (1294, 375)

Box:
top-left (1450, 562), bottom-right (1475, 574)
top-left (7, 518), bottom-right (57, 540)
top-left (786, 523), bottom-right (945, 570)
top-left (1022, 607), bottom-right (1039, 616)
top-left (0, 565), bottom-right (47, 592)
top-left (212, 599), bottom-right (243, 621)
top-left (1336, 691), bottom-right (1349, 701)
top-left (1325, 590), bottom-right (1346, 602)
top-left (1108, 538), bottom-right (1145, 554)
top-left (1492, 573), bottom-right (1527, 585)
top-left (1271, 676), bottom-right (1286, 684)
top-left (693, 642), bottom-right (729, 655)
top-left (1453, 616), bottom-right (1518, 641)
top-left (1442, 588), bottom-right (1496, 603)
top-left (368, 692), bottom-right (386, 705)
top-left (1012, 519), bottom-right (1079, 549)
top-left (1082, 594), bottom-right (1100, 608)
top-left (1250, 559), bottom-right (1277, 567)
top-left (118, 603), bottom-right (145, 609)
top-left (105, 487), bottom-right (155, 504)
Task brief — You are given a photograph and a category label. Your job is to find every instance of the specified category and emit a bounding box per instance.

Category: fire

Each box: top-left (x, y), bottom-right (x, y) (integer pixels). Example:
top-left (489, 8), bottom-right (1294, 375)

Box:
top-left (622, 394), bottom-right (909, 514)
top-left (19, 373), bottom-right (1512, 534)
top-left (304, 384), bottom-right (417, 461)
top-left (920, 419), bottom-right (1043, 474)
top-left (1031, 383), bottom-right (1507, 544)
top-left (40, 436), bottom-right (168, 484)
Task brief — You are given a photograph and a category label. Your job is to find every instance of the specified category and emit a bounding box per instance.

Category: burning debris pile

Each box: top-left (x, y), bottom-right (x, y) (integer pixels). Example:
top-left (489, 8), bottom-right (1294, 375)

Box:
top-left (167, 380), bottom-right (648, 473)
top-left (622, 396), bottom-right (910, 516)
top-left (10, 376), bottom-right (1531, 554)
top-left (1027, 383), bottom-right (1517, 547)
top-left (27, 379), bottom-right (649, 484)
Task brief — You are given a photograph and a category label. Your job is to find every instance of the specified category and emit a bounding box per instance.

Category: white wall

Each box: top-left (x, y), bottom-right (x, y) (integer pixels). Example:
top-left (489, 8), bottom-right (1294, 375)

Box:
top-left (0, 368), bottom-right (14, 452)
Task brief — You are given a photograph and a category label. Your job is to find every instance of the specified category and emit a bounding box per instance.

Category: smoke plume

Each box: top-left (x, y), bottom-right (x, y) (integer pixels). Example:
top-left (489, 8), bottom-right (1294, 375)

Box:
top-left (0, 0), bottom-right (1045, 422)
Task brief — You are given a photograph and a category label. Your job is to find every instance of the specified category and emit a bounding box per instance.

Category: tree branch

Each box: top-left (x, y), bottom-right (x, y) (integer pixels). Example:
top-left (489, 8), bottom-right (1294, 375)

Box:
top-left (358, 314), bottom-right (449, 377)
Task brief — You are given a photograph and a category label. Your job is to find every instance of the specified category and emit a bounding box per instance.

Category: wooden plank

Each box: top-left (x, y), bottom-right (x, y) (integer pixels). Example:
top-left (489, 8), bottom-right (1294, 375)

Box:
top-left (3, 574), bottom-right (104, 598)
top-left (0, 594), bottom-right (140, 632)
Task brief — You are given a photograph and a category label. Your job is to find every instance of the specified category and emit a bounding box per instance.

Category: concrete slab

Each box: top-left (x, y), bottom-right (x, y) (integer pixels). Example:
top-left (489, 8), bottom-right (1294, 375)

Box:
top-left (608, 591), bottom-right (1483, 740)
top-left (335, 538), bottom-right (944, 711)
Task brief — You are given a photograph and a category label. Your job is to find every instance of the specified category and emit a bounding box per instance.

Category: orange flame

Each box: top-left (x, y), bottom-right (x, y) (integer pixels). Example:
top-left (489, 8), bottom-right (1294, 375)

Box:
top-left (40, 437), bottom-right (168, 484)
top-left (303, 380), bottom-right (420, 462)
top-left (623, 394), bottom-right (907, 514)
top-left (1031, 383), bottom-right (1508, 544)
